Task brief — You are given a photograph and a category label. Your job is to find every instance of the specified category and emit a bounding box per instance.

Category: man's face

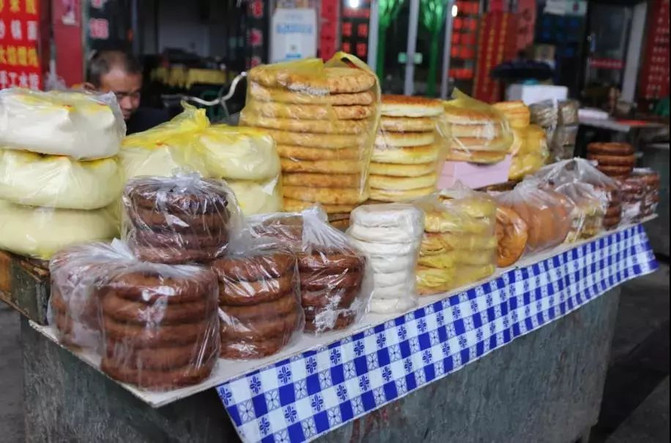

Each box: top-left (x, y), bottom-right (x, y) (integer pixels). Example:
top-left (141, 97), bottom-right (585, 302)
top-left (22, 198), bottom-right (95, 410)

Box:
top-left (98, 67), bottom-right (142, 120)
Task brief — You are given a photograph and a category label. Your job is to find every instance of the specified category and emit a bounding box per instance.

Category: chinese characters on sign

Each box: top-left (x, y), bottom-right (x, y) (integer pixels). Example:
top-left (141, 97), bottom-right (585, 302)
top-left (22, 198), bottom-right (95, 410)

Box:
top-left (0, 0), bottom-right (42, 90)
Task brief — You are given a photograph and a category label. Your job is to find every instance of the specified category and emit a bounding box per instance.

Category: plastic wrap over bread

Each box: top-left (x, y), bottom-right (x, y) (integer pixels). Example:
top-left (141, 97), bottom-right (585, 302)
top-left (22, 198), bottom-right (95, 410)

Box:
top-left (122, 173), bottom-right (241, 264)
top-left (495, 180), bottom-right (574, 253)
top-left (630, 168), bottom-right (660, 218)
top-left (240, 53), bottom-right (381, 214)
top-left (508, 124), bottom-right (549, 181)
top-left (552, 181), bottom-right (607, 242)
top-left (495, 206), bottom-right (528, 267)
top-left (246, 205), bottom-right (330, 249)
top-left (347, 204), bottom-right (424, 314)
top-left (0, 149), bottom-right (123, 210)
top-left (99, 261), bottom-right (220, 391)
top-left (211, 235), bottom-right (303, 359)
top-left (443, 89), bottom-right (513, 164)
top-left (48, 240), bottom-right (136, 350)
top-left (0, 88), bottom-right (125, 159)
top-left (369, 95), bottom-right (447, 202)
top-left (413, 187), bottom-right (497, 295)
top-left (0, 200), bottom-right (118, 260)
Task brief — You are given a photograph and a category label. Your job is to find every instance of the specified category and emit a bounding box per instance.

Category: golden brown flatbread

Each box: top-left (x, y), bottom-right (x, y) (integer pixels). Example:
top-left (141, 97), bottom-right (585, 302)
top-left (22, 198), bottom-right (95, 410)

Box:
top-left (282, 172), bottom-right (363, 188)
top-left (276, 144), bottom-right (363, 161)
top-left (245, 101), bottom-right (374, 120)
top-left (369, 161), bottom-right (437, 177)
top-left (372, 144), bottom-right (440, 164)
top-left (280, 158), bottom-right (365, 174)
top-left (248, 65), bottom-right (376, 93)
top-left (261, 129), bottom-right (368, 149)
top-left (381, 95), bottom-right (444, 117)
top-left (283, 186), bottom-right (367, 204)
top-left (240, 113), bottom-right (370, 135)
top-left (248, 82), bottom-right (376, 105)
top-left (380, 116), bottom-right (436, 133)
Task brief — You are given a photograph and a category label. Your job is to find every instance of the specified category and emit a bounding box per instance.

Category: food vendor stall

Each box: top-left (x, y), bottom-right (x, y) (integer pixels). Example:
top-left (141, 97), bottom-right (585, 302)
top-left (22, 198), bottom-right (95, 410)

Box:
top-left (0, 52), bottom-right (662, 443)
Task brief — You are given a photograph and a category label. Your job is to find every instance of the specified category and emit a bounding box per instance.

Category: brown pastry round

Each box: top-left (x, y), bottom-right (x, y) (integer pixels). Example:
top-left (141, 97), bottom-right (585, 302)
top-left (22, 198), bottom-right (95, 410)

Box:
top-left (251, 215), bottom-right (304, 244)
top-left (495, 206), bottom-right (529, 267)
top-left (221, 309), bottom-right (300, 341)
top-left (104, 339), bottom-right (218, 370)
top-left (587, 153), bottom-right (636, 166)
top-left (133, 246), bottom-right (225, 265)
top-left (102, 316), bottom-right (212, 346)
top-left (219, 274), bottom-right (294, 306)
top-left (101, 353), bottom-right (217, 390)
top-left (304, 310), bottom-right (355, 333)
top-left (606, 204), bottom-right (622, 218)
top-left (300, 270), bottom-right (363, 291)
top-left (597, 164), bottom-right (633, 177)
top-left (603, 215), bottom-right (621, 229)
top-left (220, 335), bottom-right (291, 359)
top-left (219, 293), bottom-right (299, 320)
top-left (587, 142), bottom-right (634, 156)
top-left (301, 287), bottom-right (359, 309)
top-left (130, 205), bottom-right (229, 233)
top-left (298, 248), bottom-right (364, 273)
top-left (131, 229), bottom-right (228, 249)
top-left (126, 178), bottom-right (230, 215)
top-left (102, 293), bottom-right (215, 325)
top-left (212, 251), bottom-right (295, 282)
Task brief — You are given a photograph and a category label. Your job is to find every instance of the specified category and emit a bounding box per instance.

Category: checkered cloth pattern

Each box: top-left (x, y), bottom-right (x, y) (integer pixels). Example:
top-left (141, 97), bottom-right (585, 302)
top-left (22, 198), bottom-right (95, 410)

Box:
top-left (216, 225), bottom-right (658, 443)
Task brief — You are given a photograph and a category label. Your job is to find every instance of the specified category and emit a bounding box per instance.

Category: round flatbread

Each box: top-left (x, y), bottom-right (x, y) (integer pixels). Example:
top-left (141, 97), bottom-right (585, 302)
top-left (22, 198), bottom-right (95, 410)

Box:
top-left (380, 95), bottom-right (443, 117)
top-left (443, 104), bottom-right (500, 124)
top-left (446, 149), bottom-right (507, 164)
top-left (376, 131), bottom-right (435, 147)
top-left (276, 144), bottom-right (363, 161)
top-left (369, 161), bottom-right (437, 177)
top-left (248, 65), bottom-right (376, 93)
top-left (245, 100), bottom-right (374, 120)
top-left (450, 136), bottom-right (511, 152)
top-left (283, 185), bottom-right (366, 204)
top-left (280, 158), bottom-right (365, 174)
top-left (283, 198), bottom-right (358, 213)
top-left (240, 113), bottom-right (370, 135)
top-left (450, 123), bottom-right (504, 138)
top-left (261, 129), bottom-right (367, 149)
top-left (248, 82), bottom-right (376, 105)
top-left (372, 144), bottom-right (440, 164)
top-left (380, 116), bottom-right (436, 133)
top-left (283, 173), bottom-right (363, 188)
top-left (370, 186), bottom-right (435, 202)
top-left (369, 173), bottom-right (437, 190)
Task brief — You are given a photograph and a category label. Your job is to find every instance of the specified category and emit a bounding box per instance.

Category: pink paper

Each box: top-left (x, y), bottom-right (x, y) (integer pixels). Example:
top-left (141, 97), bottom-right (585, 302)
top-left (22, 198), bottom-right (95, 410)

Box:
top-left (438, 155), bottom-right (512, 189)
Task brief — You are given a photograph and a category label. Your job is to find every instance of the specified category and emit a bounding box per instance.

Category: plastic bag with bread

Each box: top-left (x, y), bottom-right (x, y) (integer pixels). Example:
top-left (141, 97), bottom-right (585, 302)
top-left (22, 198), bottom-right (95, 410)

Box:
top-left (211, 234), bottom-right (304, 359)
top-left (495, 180), bottom-right (574, 253)
top-left (508, 124), bottom-right (549, 180)
top-left (240, 53), bottom-right (381, 212)
top-left (495, 206), bottom-right (528, 267)
top-left (443, 89), bottom-right (513, 164)
top-left (552, 181), bottom-right (608, 242)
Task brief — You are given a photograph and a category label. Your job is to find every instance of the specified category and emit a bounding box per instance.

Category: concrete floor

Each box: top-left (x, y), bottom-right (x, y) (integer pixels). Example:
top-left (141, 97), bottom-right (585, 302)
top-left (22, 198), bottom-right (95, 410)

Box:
top-left (0, 264), bottom-right (667, 442)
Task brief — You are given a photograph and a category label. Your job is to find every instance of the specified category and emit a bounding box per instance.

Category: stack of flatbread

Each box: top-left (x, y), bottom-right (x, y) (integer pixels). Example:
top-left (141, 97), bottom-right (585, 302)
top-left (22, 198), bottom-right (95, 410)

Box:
top-left (369, 95), bottom-right (445, 202)
top-left (443, 92), bottom-right (513, 164)
top-left (239, 57), bottom-right (380, 219)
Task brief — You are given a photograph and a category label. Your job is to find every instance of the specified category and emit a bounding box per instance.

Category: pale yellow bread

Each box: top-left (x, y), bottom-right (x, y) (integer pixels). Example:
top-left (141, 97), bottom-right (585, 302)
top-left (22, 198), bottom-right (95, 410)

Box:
top-left (283, 172), bottom-right (362, 188)
top-left (416, 266), bottom-right (455, 295)
top-left (248, 65), bottom-right (376, 93)
top-left (492, 101), bottom-right (530, 128)
top-left (369, 173), bottom-right (437, 190)
top-left (240, 113), bottom-right (370, 135)
top-left (262, 129), bottom-right (367, 148)
top-left (421, 232), bottom-right (498, 254)
top-left (277, 144), bottom-right (363, 160)
top-left (283, 186), bottom-right (367, 204)
top-left (280, 158), bottom-right (365, 174)
top-left (443, 103), bottom-right (500, 124)
top-left (283, 198), bottom-right (358, 213)
top-left (245, 100), bottom-right (374, 120)
top-left (450, 136), bottom-right (511, 151)
top-left (372, 144), bottom-right (440, 164)
top-left (380, 116), bottom-right (436, 132)
top-left (418, 249), bottom-right (496, 269)
top-left (381, 95), bottom-right (443, 117)
top-left (369, 186), bottom-right (435, 202)
top-left (248, 82), bottom-right (376, 105)
top-left (375, 131), bottom-right (435, 147)
top-left (369, 161), bottom-right (436, 177)
top-left (422, 210), bottom-right (493, 234)
top-left (445, 149), bottom-right (507, 164)
top-left (450, 124), bottom-right (503, 138)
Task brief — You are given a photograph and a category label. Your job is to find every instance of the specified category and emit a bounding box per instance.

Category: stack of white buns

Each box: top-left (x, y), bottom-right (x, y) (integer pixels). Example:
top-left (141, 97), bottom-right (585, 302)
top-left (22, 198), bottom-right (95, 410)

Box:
top-left (0, 89), bottom-right (125, 259)
top-left (347, 204), bottom-right (424, 314)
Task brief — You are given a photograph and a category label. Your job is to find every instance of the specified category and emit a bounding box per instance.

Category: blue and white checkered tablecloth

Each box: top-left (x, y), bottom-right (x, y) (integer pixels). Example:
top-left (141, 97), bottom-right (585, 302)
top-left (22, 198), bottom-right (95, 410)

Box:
top-left (216, 224), bottom-right (658, 443)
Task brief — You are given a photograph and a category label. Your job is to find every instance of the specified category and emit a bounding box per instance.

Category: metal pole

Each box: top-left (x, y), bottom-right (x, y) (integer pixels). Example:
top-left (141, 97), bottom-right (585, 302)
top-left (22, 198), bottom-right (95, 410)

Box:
top-left (367, 0), bottom-right (379, 71)
top-left (404, 0), bottom-right (420, 95)
top-left (440, 1), bottom-right (455, 99)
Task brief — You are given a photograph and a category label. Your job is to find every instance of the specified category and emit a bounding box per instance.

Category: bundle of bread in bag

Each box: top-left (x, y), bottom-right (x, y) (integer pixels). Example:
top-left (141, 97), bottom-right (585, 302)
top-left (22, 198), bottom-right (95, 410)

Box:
top-left (0, 89), bottom-right (125, 259)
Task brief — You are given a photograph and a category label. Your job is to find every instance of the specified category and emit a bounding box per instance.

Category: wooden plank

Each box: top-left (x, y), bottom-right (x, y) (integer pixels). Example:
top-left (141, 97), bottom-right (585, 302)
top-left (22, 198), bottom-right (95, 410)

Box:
top-left (0, 250), bottom-right (50, 325)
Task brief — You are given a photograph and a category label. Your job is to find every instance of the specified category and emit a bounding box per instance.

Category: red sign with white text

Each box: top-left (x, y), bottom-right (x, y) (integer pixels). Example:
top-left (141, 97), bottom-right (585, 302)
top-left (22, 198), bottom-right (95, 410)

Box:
top-left (0, 0), bottom-right (42, 89)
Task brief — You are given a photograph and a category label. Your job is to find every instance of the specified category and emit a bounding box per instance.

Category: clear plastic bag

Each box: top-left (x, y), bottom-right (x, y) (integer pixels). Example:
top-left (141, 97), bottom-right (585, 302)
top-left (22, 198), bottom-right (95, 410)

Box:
top-left (240, 53), bottom-right (381, 213)
top-left (495, 206), bottom-right (528, 267)
top-left (211, 235), bottom-right (303, 359)
top-left (552, 181), bottom-right (608, 242)
top-left (0, 149), bottom-right (123, 210)
top-left (443, 89), bottom-right (513, 164)
top-left (346, 204), bottom-right (424, 314)
top-left (0, 88), bottom-right (125, 159)
top-left (122, 173), bottom-right (241, 264)
top-left (495, 180), bottom-right (574, 253)
top-left (492, 100), bottom-right (531, 129)
top-left (508, 124), bottom-right (549, 181)
top-left (48, 240), bottom-right (136, 350)
top-left (0, 200), bottom-right (118, 260)
top-left (369, 95), bottom-right (447, 203)
top-left (631, 168), bottom-right (660, 217)
top-left (413, 187), bottom-right (497, 295)
top-left (100, 261), bottom-right (220, 391)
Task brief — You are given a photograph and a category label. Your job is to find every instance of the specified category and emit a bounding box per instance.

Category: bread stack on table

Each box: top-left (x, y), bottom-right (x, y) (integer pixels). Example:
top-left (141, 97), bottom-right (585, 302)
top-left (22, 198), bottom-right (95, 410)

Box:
top-left (0, 89), bottom-right (125, 259)
top-left (586, 142), bottom-right (635, 180)
top-left (369, 95), bottom-right (445, 202)
top-left (239, 55), bottom-right (380, 222)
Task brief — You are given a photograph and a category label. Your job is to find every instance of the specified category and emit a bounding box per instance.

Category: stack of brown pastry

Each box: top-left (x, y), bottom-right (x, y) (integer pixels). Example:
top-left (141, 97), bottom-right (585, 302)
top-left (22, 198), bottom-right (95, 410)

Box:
top-left (369, 95), bottom-right (444, 202)
top-left (212, 248), bottom-right (303, 359)
top-left (100, 265), bottom-right (220, 390)
top-left (587, 142), bottom-right (635, 179)
top-left (239, 57), bottom-right (380, 215)
top-left (630, 168), bottom-right (660, 217)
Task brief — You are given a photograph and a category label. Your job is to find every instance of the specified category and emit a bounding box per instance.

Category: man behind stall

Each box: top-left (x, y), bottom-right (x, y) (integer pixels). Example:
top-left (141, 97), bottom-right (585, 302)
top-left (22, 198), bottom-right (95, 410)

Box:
top-left (85, 50), bottom-right (169, 134)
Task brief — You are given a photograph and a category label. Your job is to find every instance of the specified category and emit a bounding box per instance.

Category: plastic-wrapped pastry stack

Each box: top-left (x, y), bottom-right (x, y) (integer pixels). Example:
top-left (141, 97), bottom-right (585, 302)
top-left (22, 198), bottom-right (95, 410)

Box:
top-left (120, 105), bottom-right (282, 215)
top-left (529, 99), bottom-right (579, 162)
top-left (347, 204), bottom-right (424, 314)
top-left (0, 89), bottom-right (125, 259)
top-left (492, 101), bottom-right (549, 180)
top-left (414, 187), bottom-right (497, 295)
top-left (239, 53), bottom-right (381, 216)
top-left (630, 168), bottom-right (660, 218)
top-left (369, 95), bottom-right (446, 202)
top-left (552, 182), bottom-right (607, 242)
top-left (443, 89), bottom-right (513, 164)
top-left (586, 142), bottom-right (635, 180)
